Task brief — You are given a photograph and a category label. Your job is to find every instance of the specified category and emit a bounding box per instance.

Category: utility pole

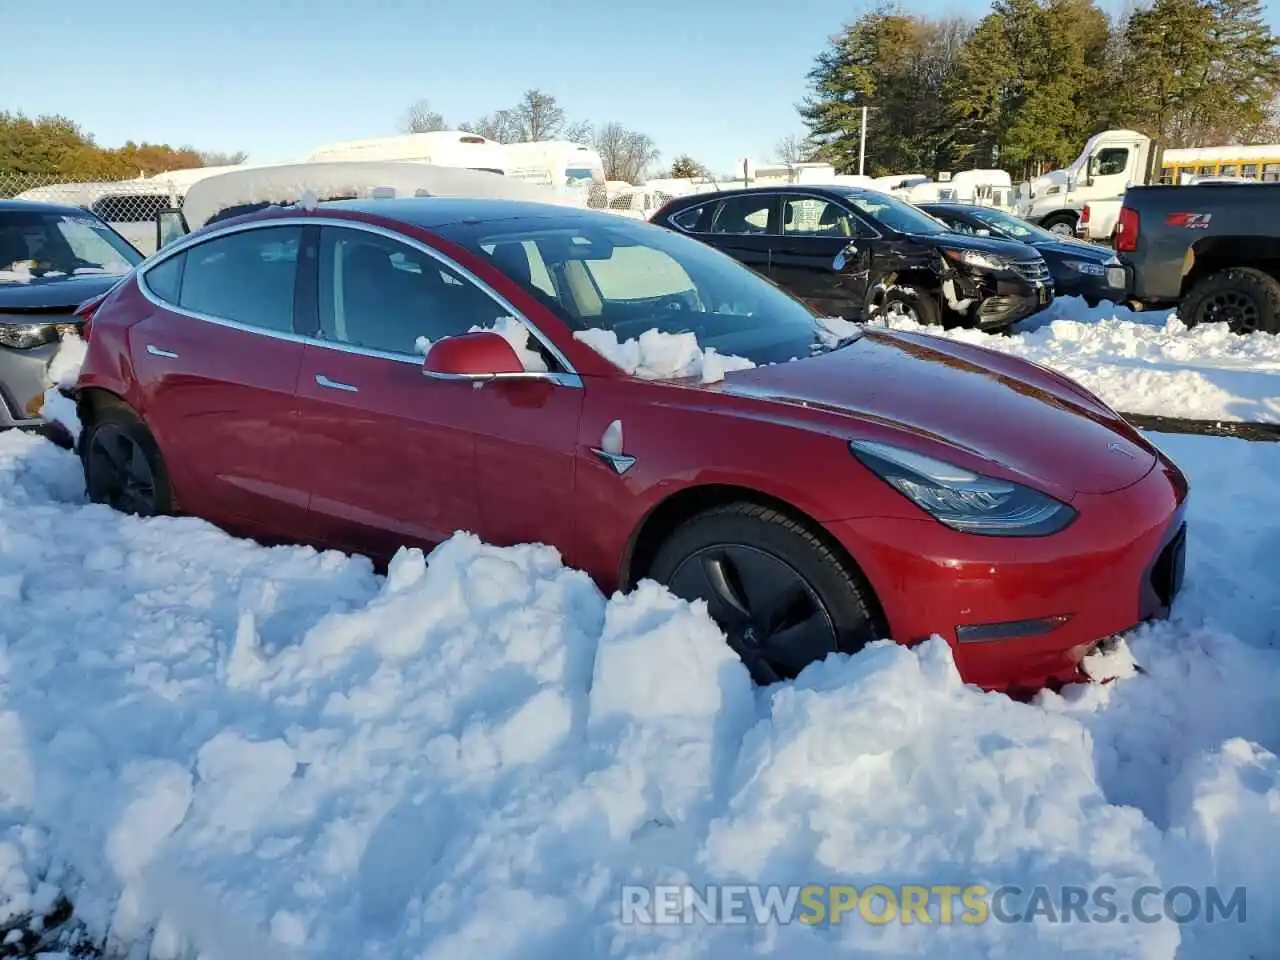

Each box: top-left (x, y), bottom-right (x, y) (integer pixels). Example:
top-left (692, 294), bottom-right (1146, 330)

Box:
top-left (858, 105), bottom-right (870, 176)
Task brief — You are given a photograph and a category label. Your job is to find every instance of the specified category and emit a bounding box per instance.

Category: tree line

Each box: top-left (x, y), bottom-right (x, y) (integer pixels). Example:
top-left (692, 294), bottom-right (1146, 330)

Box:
top-left (0, 111), bottom-right (244, 182)
top-left (401, 89), bottom-right (661, 183)
top-left (799, 0), bottom-right (1280, 179)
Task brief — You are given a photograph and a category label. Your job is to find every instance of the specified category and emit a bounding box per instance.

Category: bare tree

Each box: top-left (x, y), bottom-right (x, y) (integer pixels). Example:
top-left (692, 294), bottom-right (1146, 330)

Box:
top-left (774, 134), bottom-right (810, 164)
top-left (402, 98), bottom-right (448, 134)
top-left (564, 119), bottom-right (593, 144)
top-left (198, 149), bottom-right (248, 166)
top-left (593, 122), bottom-right (660, 183)
top-left (459, 109), bottom-right (520, 143)
top-left (512, 88), bottom-right (565, 141)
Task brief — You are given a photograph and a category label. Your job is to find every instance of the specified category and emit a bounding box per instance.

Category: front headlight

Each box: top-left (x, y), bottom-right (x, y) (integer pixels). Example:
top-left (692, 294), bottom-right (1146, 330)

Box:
top-left (942, 248), bottom-right (1011, 272)
top-left (1062, 260), bottom-right (1106, 276)
top-left (0, 322), bottom-right (58, 350)
top-left (849, 439), bottom-right (1076, 536)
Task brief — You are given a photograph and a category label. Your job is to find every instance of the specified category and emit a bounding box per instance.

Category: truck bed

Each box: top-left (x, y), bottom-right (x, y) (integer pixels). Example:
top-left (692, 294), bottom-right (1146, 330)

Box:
top-left (1118, 183), bottom-right (1280, 307)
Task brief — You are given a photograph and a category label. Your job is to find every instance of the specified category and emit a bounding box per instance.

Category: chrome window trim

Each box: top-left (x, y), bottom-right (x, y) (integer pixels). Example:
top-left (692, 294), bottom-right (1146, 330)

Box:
top-left (136, 215), bottom-right (583, 389)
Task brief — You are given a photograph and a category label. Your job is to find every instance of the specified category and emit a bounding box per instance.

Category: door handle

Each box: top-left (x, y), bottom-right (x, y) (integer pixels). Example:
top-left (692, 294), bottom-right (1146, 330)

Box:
top-left (146, 344), bottom-right (179, 359)
top-left (315, 374), bottom-right (358, 393)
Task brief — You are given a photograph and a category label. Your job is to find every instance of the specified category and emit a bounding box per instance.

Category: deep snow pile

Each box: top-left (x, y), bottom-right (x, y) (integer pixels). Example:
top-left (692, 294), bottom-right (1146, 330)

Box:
top-left (0, 430), bottom-right (1277, 959)
top-left (872, 298), bottom-right (1280, 424)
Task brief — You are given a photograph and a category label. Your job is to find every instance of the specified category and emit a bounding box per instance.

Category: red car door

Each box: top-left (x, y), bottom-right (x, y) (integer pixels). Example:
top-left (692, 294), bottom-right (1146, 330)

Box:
top-left (293, 224), bottom-right (584, 562)
top-left (128, 223), bottom-right (309, 536)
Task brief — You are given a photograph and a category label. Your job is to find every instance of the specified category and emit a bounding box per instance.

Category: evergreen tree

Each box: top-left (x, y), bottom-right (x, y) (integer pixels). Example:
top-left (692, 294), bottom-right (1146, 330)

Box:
top-left (800, 8), bottom-right (971, 176)
top-left (669, 155), bottom-right (705, 178)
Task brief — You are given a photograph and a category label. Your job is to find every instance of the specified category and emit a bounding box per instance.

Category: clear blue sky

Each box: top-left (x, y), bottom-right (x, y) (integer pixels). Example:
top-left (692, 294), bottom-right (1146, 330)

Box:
top-left (3, 0), bottom-right (1259, 176)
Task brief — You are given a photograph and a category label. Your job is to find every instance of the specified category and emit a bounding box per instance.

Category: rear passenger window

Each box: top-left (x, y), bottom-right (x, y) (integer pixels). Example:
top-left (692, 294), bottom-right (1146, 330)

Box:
top-left (710, 195), bottom-right (775, 235)
top-left (143, 253), bottom-right (185, 303)
top-left (178, 226), bottom-right (301, 333)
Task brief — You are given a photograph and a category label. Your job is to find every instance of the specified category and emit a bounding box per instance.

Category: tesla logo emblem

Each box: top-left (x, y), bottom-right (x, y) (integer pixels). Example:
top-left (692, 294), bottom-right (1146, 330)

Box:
top-left (1108, 441), bottom-right (1136, 459)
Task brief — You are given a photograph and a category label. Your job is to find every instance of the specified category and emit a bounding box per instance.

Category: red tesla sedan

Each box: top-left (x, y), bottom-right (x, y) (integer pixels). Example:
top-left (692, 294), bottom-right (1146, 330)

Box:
top-left (71, 198), bottom-right (1188, 692)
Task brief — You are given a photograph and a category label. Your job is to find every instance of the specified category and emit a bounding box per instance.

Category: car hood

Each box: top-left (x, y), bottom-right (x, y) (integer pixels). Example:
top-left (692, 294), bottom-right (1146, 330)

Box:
top-left (914, 230), bottom-right (1037, 260)
top-left (1031, 236), bottom-right (1116, 261)
top-left (0, 273), bottom-right (123, 312)
top-left (718, 329), bottom-right (1155, 499)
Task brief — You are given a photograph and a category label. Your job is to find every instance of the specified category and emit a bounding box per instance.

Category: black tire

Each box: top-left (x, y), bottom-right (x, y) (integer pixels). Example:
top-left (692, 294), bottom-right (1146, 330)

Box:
top-left (648, 502), bottom-right (880, 684)
top-left (878, 285), bottom-right (943, 327)
top-left (80, 403), bottom-right (175, 516)
top-left (1180, 267), bottom-right (1280, 335)
top-left (1040, 212), bottom-right (1078, 237)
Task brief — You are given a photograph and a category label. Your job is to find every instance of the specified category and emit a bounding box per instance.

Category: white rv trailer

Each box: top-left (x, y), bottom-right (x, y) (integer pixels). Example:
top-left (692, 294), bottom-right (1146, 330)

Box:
top-left (501, 140), bottom-right (605, 187)
top-left (156, 161), bottom-right (585, 248)
top-left (305, 131), bottom-right (511, 175)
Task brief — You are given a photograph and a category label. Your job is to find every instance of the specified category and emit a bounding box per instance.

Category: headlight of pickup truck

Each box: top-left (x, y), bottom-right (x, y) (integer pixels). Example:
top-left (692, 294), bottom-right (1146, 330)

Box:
top-left (0, 321), bottom-right (59, 350)
top-left (1062, 260), bottom-right (1107, 276)
top-left (942, 248), bottom-right (1012, 272)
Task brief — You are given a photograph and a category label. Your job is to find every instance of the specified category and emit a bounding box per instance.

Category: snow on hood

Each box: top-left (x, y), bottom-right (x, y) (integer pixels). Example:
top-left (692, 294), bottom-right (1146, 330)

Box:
top-left (0, 429), bottom-right (1277, 958)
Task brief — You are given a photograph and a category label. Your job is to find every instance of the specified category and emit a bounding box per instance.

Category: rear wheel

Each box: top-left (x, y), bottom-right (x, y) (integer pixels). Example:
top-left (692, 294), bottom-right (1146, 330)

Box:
top-left (1181, 267), bottom-right (1280, 335)
top-left (648, 503), bottom-right (879, 684)
top-left (80, 404), bottom-right (174, 516)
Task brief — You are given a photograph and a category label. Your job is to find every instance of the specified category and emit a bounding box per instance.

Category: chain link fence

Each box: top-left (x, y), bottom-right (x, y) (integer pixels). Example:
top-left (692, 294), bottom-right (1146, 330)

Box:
top-left (0, 169), bottom-right (737, 240)
top-left (1, 171), bottom-right (182, 253)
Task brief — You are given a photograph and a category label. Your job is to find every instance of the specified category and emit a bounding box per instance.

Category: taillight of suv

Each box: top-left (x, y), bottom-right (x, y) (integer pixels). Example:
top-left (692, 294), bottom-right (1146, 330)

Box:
top-left (1113, 206), bottom-right (1140, 252)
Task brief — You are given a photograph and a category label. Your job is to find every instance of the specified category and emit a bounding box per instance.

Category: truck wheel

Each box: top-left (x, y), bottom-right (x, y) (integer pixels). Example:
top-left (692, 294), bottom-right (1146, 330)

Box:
top-left (1181, 267), bottom-right (1280, 335)
top-left (1041, 212), bottom-right (1078, 237)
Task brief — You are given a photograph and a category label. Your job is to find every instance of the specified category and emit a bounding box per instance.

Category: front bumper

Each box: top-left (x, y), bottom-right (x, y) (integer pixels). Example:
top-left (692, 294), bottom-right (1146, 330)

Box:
top-left (1054, 265), bottom-right (1127, 304)
top-left (827, 456), bottom-right (1188, 693)
top-left (0, 341), bottom-right (60, 429)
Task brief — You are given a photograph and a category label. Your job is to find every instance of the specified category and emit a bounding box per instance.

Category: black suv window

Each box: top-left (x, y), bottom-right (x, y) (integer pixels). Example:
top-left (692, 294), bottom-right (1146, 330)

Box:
top-left (317, 226), bottom-right (510, 356)
top-left (782, 197), bottom-right (869, 238)
top-left (710, 194), bottom-right (775, 235)
top-left (178, 225), bottom-right (301, 333)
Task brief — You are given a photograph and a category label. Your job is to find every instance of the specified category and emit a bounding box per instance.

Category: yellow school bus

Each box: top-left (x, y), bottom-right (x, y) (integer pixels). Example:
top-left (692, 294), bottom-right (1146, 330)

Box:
top-left (1160, 144), bottom-right (1280, 183)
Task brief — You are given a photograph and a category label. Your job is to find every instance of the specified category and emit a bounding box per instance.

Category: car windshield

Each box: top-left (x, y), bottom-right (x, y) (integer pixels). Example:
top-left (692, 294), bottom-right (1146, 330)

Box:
top-left (434, 214), bottom-right (849, 369)
top-left (834, 189), bottom-right (950, 236)
top-left (0, 210), bottom-right (141, 283)
top-left (966, 207), bottom-right (1059, 243)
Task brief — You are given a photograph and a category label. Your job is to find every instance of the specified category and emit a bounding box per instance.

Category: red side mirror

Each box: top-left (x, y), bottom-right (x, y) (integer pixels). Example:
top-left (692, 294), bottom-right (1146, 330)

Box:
top-left (423, 331), bottom-right (525, 380)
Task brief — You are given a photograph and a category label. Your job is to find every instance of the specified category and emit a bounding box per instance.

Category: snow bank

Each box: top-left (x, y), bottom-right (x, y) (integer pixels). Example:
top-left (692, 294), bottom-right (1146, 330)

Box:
top-left (574, 328), bottom-right (755, 383)
top-left (0, 429), bottom-right (1276, 958)
top-left (872, 299), bottom-right (1280, 423)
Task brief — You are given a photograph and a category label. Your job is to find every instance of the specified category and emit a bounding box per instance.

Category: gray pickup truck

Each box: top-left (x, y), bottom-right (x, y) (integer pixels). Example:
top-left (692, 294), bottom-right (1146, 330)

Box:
top-left (1115, 182), bottom-right (1280, 334)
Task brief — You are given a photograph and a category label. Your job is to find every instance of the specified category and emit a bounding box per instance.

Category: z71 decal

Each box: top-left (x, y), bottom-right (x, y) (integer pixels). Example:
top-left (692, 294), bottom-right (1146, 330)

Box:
top-left (1165, 212), bottom-right (1213, 229)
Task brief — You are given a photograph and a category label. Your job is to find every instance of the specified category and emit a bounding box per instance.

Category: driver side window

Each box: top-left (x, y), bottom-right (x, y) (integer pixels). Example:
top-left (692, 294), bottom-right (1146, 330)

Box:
top-left (317, 227), bottom-right (514, 356)
top-left (940, 217), bottom-right (977, 235)
top-left (1092, 148), bottom-right (1129, 177)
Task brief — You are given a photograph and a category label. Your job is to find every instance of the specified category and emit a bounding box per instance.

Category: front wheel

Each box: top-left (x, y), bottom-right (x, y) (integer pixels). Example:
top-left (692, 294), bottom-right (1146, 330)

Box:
top-left (648, 503), bottom-right (880, 685)
top-left (80, 404), bottom-right (174, 516)
top-left (877, 285), bottom-right (942, 327)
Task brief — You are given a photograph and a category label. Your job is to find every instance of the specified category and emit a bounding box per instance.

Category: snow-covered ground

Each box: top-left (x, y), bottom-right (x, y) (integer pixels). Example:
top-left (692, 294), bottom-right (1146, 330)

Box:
top-left (0, 423), bottom-right (1277, 959)
top-left (874, 298), bottom-right (1280, 424)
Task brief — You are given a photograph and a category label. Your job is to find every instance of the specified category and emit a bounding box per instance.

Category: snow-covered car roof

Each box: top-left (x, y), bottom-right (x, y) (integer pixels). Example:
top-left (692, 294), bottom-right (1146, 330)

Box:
top-left (179, 161), bottom-right (584, 231)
